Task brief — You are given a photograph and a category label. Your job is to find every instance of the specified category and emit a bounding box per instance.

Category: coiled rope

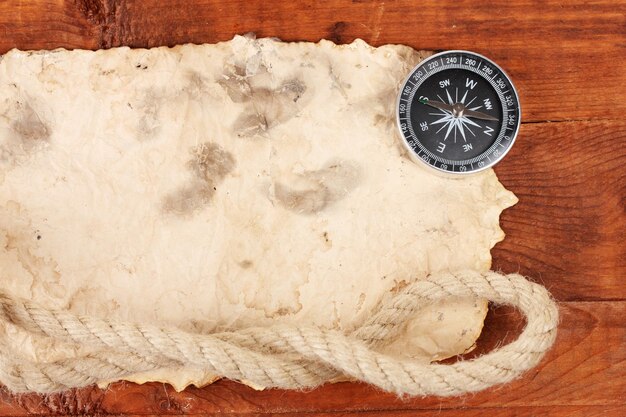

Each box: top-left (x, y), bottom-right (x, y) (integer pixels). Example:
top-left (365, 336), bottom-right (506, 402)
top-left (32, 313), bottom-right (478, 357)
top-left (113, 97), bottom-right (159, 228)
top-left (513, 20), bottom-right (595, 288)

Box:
top-left (0, 270), bottom-right (558, 395)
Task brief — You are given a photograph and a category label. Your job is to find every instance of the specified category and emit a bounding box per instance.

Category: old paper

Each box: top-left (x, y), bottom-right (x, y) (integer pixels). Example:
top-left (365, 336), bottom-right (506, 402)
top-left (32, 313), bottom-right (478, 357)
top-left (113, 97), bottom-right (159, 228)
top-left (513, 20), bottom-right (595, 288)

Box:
top-left (0, 36), bottom-right (517, 390)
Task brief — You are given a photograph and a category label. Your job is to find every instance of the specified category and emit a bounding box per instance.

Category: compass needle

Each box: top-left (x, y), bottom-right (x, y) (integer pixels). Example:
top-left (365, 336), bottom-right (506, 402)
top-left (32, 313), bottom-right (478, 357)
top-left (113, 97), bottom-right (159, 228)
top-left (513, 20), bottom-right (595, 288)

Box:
top-left (421, 99), bottom-right (454, 112)
top-left (464, 109), bottom-right (499, 121)
top-left (398, 50), bottom-right (520, 174)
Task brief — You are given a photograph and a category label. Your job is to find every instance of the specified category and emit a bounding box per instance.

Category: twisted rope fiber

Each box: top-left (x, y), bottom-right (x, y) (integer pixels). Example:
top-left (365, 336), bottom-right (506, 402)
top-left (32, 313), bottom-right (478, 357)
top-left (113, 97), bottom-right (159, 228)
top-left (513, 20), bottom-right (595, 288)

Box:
top-left (0, 270), bottom-right (558, 395)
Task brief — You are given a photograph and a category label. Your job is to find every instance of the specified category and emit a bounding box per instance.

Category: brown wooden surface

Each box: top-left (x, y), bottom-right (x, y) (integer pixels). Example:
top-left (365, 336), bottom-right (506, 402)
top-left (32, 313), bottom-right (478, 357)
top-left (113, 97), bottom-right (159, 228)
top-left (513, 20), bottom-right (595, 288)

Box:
top-left (0, 0), bottom-right (624, 416)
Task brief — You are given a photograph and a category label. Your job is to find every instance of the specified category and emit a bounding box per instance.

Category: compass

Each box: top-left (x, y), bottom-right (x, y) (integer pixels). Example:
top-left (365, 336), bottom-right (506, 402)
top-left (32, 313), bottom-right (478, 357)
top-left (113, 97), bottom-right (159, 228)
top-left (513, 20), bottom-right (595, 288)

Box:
top-left (396, 50), bottom-right (521, 174)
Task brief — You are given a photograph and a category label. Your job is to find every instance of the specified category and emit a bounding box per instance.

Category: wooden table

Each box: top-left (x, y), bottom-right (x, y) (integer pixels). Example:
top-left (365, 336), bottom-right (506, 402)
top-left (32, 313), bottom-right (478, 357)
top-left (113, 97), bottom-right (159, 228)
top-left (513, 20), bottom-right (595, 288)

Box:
top-left (0, 1), bottom-right (624, 416)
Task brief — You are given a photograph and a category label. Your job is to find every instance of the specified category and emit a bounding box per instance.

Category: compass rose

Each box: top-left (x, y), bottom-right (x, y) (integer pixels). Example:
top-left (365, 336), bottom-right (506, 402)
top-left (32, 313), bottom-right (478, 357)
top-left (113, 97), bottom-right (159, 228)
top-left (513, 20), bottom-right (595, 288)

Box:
top-left (428, 88), bottom-right (483, 143)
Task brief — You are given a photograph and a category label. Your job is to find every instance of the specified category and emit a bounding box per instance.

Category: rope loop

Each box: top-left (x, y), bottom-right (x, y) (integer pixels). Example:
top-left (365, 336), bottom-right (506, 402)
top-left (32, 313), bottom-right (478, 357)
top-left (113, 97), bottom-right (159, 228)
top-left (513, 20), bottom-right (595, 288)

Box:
top-left (0, 270), bottom-right (558, 395)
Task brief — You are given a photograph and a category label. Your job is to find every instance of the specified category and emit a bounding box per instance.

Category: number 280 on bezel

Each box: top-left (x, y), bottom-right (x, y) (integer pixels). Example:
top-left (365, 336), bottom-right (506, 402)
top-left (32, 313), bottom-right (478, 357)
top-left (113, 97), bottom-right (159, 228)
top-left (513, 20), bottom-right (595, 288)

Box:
top-left (396, 50), bottom-right (521, 174)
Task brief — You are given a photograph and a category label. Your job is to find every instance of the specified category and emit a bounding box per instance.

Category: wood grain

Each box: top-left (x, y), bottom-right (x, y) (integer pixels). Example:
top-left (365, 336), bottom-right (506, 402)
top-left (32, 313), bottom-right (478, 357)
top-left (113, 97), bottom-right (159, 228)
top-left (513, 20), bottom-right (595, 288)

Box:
top-left (47, 408), bottom-right (624, 417)
top-left (0, 1), bottom-right (100, 51)
top-left (493, 120), bottom-right (626, 301)
top-left (0, 0), bottom-right (624, 415)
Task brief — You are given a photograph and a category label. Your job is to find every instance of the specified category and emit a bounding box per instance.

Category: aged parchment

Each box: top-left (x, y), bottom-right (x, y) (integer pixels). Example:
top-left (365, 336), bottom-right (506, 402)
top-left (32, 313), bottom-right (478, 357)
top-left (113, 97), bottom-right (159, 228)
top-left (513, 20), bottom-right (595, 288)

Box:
top-left (0, 36), bottom-right (517, 390)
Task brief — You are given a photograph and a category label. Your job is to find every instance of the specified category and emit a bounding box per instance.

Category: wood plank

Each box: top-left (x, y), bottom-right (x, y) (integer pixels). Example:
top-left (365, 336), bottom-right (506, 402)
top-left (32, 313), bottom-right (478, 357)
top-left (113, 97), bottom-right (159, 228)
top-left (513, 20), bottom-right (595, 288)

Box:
top-left (90, 406), bottom-right (626, 417)
top-left (0, 1), bottom-right (624, 122)
top-left (492, 120), bottom-right (626, 301)
top-left (0, 0), bottom-right (102, 52)
top-left (1, 301), bottom-right (623, 415)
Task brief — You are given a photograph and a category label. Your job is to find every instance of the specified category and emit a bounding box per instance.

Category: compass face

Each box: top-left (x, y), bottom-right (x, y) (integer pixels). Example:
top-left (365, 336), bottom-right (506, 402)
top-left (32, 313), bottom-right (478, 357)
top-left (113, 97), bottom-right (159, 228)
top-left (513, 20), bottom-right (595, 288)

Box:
top-left (397, 51), bottom-right (521, 174)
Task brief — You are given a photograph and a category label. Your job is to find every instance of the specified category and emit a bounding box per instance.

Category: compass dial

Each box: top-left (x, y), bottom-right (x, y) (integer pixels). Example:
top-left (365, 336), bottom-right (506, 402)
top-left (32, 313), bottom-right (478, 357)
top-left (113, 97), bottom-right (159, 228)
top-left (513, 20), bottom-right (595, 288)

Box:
top-left (397, 51), bottom-right (521, 174)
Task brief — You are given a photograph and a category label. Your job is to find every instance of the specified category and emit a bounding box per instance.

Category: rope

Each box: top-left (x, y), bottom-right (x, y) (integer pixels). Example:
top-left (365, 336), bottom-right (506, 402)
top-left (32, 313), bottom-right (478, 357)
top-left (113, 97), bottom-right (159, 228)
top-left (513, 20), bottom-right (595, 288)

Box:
top-left (0, 270), bottom-right (558, 395)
